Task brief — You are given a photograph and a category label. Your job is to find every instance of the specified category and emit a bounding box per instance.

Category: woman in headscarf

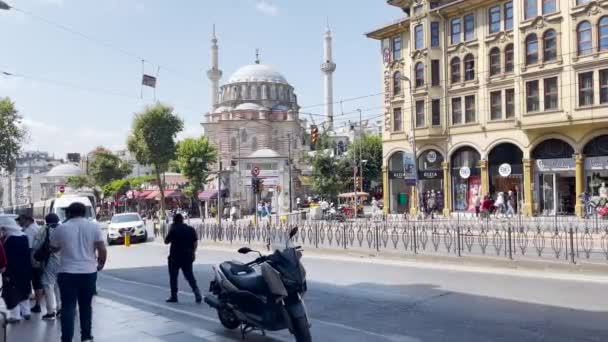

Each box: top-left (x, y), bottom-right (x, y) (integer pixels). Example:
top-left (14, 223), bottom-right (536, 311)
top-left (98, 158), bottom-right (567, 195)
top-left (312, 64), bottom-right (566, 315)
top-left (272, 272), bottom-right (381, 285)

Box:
top-left (0, 216), bottom-right (33, 323)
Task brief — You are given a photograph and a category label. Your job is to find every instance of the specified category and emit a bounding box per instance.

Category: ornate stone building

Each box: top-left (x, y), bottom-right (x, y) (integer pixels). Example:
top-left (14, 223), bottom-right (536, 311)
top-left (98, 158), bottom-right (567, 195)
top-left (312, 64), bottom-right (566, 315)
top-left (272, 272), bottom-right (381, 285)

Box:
top-left (202, 30), bottom-right (306, 213)
top-left (367, 0), bottom-right (608, 216)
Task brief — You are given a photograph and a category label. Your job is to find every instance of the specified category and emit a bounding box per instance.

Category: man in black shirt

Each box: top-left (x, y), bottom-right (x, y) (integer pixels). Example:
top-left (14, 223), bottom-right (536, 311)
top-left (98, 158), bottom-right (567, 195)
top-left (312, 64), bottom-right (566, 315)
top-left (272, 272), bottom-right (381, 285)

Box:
top-left (164, 214), bottom-right (202, 303)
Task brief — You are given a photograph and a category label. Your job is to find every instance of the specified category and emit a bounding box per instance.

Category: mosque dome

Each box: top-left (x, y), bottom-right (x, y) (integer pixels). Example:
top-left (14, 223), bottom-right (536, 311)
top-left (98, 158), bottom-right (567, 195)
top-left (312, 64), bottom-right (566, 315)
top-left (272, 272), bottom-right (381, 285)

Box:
top-left (46, 164), bottom-right (83, 178)
top-left (227, 64), bottom-right (289, 84)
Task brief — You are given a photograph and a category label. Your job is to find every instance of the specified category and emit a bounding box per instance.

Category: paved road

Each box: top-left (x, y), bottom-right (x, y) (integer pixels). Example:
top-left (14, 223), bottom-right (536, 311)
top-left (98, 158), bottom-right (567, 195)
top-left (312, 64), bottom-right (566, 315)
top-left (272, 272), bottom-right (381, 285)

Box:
top-left (97, 241), bottom-right (608, 342)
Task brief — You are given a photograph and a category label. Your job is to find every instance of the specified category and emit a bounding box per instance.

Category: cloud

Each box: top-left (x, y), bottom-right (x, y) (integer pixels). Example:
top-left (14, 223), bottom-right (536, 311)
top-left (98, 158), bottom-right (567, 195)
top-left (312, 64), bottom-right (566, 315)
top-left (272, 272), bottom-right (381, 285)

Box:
top-left (255, 0), bottom-right (279, 16)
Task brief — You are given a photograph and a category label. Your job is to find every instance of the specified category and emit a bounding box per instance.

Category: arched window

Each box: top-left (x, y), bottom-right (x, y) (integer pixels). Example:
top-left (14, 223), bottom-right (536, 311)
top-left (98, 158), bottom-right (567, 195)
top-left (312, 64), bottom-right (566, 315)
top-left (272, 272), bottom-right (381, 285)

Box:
top-left (450, 57), bottom-right (461, 84)
top-left (599, 16), bottom-right (608, 51)
top-left (464, 54), bottom-right (475, 81)
top-left (251, 136), bottom-right (258, 151)
top-left (489, 47), bottom-right (501, 76)
top-left (577, 21), bottom-right (592, 56)
top-left (525, 34), bottom-right (539, 65)
top-left (230, 137), bottom-right (237, 152)
top-left (543, 29), bottom-right (557, 62)
top-left (415, 62), bottom-right (424, 87)
top-left (393, 71), bottom-right (402, 95)
top-left (504, 44), bottom-right (514, 72)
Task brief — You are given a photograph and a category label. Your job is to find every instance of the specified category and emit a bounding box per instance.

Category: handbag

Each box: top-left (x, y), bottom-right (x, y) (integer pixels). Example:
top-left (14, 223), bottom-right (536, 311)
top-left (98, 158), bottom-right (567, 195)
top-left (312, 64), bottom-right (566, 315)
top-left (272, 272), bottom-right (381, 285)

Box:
top-left (34, 227), bottom-right (51, 263)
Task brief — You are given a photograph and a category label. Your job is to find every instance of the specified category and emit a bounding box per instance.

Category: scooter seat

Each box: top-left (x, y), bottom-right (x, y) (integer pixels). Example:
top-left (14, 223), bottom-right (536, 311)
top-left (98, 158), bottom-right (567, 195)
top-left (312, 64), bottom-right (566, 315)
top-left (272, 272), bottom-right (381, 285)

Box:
top-left (220, 261), bottom-right (268, 295)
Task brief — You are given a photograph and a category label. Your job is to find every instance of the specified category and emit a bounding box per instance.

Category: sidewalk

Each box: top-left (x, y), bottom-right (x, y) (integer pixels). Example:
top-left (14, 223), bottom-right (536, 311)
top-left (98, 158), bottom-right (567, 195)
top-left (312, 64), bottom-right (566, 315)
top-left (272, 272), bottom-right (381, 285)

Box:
top-left (4, 296), bottom-right (231, 342)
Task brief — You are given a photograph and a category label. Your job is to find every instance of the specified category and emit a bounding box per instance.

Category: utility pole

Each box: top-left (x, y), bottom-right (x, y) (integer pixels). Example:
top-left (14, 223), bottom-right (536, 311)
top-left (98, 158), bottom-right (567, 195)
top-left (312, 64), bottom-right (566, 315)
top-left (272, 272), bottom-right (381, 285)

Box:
top-left (288, 132), bottom-right (293, 213)
top-left (217, 147), bottom-right (222, 233)
top-left (358, 109), bottom-right (363, 195)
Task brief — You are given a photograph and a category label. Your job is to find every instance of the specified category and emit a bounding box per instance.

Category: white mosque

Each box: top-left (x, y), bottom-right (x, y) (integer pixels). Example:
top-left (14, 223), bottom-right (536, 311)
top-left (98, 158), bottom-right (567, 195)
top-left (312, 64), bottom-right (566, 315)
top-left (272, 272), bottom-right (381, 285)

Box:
top-left (201, 25), bottom-right (337, 214)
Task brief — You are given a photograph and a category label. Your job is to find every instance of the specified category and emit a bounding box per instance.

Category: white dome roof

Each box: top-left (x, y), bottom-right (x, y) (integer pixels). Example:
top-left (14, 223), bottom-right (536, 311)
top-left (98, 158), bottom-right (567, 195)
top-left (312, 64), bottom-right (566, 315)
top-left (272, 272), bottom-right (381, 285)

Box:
top-left (227, 64), bottom-right (288, 84)
top-left (248, 149), bottom-right (281, 158)
top-left (213, 106), bottom-right (232, 113)
top-left (46, 164), bottom-right (83, 177)
top-left (235, 103), bottom-right (262, 111)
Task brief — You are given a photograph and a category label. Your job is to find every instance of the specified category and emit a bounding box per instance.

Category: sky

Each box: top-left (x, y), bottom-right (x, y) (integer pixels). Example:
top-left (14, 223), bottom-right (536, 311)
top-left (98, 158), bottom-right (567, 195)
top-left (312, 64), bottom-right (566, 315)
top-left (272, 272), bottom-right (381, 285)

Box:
top-left (0, 0), bottom-right (399, 157)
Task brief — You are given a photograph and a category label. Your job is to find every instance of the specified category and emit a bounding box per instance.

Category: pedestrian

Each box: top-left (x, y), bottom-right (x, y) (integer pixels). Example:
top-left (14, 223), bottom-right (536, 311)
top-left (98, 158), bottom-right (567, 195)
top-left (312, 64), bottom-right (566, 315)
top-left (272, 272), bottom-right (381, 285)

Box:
top-left (230, 205), bottom-right (237, 222)
top-left (164, 214), bottom-right (202, 304)
top-left (495, 192), bottom-right (506, 217)
top-left (473, 192), bottom-right (481, 218)
top-left (428, 191), bottom-right (436, 219)
top-left (296, 197), bottom-right (301, 210)
top-left (32, 213), bottom-right (62, 320)
top-left (51, 202), bottom-right (107, 342)
top-left (0, 216), bottom-right (32, 324)
top-left (17, 214), bottom-right (43, 313)
top-left (507, 190), bottom-right (516, 217)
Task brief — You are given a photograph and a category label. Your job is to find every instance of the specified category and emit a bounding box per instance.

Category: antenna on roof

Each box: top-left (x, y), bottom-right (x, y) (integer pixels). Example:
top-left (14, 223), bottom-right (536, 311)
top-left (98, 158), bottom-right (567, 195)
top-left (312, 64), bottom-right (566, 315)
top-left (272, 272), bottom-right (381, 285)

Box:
top-left (255, 48), bottom-right (260, 64)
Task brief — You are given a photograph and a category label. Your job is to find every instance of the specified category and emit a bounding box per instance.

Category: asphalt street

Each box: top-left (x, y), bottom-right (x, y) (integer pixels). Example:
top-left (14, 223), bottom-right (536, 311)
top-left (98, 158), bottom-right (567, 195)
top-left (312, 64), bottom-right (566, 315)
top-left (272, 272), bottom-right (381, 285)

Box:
top-left (97, 240), bottom-right (608, 342)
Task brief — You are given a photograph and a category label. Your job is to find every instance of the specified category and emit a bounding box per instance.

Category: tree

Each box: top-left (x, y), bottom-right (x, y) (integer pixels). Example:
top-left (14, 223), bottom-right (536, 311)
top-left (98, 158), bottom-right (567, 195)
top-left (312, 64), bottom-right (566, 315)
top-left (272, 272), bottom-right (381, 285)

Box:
top-left (88, 148), bottom-right (132, 186)
top-left (176, 136), bottom-right (217, 217)
top-left (309, 150), bottom-right (351, 200)
top-left (67, 175), bottom-right (94, 189)
top-left (347, 135), bottom-right (383, 192)
top-left (127, 103), bottom-right (183, 218)
top-left (0, 98), bottom-right (26, 171)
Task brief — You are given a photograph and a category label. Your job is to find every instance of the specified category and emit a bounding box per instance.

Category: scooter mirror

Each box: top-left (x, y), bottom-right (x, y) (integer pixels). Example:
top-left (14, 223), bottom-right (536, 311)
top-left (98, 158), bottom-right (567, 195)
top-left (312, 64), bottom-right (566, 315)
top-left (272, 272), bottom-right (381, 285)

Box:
top-left (289, 226), bottom-right (299, 239)
top-left (238, 247), bottom-right (252, 254)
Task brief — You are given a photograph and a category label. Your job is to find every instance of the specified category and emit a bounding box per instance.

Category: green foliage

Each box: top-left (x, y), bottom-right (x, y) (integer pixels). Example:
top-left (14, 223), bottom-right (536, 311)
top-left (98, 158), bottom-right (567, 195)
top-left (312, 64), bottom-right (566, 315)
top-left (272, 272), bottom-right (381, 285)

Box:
top-left (0, 98), bottom-right (26, 171)
top-left (175, 136), bottom-right (217, 192)
top-left (88, 148), bottom-right (132, 186)
top-left (102, 175), bottom-right (155, 198)
top-left (127, 103), bottom-right (183, 217)
top-left (167, 159), bottom-right (181, 173)
top-left (67, 175), bottom-right (94, 189)
top-left (126, 103), bottom-right (184, 171)
top-left (309, 150), bottom-right (351, 200)
top-left (347, 135), bottom-right (383, 190)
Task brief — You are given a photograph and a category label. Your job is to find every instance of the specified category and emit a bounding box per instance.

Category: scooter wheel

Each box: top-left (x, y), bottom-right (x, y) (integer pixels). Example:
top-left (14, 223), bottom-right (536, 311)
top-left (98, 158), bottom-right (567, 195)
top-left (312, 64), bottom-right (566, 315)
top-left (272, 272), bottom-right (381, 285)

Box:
top-left (292, 316), bottom-right (312, 342)
top-left (218, 308), bottom-right (240, 330)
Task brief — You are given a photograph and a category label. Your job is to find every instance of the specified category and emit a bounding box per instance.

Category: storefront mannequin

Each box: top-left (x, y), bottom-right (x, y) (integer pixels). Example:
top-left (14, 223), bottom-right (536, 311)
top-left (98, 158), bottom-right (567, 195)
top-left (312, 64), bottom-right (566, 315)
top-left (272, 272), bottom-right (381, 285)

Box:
top-left (600, 182), bottom-right (608, 199)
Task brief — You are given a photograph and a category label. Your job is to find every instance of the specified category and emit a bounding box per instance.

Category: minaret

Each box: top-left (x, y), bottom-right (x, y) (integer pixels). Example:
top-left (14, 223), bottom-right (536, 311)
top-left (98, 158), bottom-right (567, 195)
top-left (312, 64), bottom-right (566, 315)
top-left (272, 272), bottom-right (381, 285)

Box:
top-left (321, 23), bottom-right (336, 130)
top-left (207, 25), bottom-right (222, 113)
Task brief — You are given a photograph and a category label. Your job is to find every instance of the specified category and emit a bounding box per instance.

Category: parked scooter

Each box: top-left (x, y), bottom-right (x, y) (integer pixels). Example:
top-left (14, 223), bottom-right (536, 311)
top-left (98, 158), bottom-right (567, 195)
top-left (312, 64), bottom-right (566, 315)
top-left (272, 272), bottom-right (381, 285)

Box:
top-left (204, 226), bottom-right (311, 341)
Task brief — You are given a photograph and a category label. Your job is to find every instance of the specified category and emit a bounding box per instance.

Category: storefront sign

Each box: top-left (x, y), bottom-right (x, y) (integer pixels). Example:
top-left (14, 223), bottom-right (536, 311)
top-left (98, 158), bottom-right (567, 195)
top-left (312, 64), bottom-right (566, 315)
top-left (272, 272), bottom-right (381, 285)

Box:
top-left (459, 166), bottom-right (471, 179)
top-left (536, 158), bottom-right (575, 172)
top-left (499, 163), bottom-right (512, 177)
top-left (426, 151), bottom-right (437, 163)
top-left (383, 66), bottom-right (392, 132)
top-left (585, 156), bottom-right (608, 171)
top-left (418, 170), bottom-right (442, 179)
top-left (403, 152), bottom-right (416, 181)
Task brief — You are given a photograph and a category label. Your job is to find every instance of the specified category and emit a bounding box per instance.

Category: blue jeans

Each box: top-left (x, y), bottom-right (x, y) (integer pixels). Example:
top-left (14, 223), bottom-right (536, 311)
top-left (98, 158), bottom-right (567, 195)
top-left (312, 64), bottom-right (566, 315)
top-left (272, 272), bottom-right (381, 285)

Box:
top-left (58, 272), bottom-right (97, 342)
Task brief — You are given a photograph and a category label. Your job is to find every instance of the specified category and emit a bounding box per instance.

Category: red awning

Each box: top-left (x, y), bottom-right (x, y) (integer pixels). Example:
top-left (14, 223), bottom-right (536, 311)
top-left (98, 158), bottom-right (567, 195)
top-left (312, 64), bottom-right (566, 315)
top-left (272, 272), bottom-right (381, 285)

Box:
top-left (137, 190), bottom-right (154, 199)
top-left (145, 190), bottom-right (159, 200)
top-left (164, 189), bottom-right (183, 198)
top-left (198, 190), bottom-right (218, 201)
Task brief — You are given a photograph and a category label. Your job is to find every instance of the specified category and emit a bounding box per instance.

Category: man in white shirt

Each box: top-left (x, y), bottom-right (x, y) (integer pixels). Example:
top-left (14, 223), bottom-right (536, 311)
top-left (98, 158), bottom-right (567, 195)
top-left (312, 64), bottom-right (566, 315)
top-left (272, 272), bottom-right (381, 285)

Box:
top-left (51, 202), bottom-right (107, 342)
top-left (17, 215), bottom-right (43, 313)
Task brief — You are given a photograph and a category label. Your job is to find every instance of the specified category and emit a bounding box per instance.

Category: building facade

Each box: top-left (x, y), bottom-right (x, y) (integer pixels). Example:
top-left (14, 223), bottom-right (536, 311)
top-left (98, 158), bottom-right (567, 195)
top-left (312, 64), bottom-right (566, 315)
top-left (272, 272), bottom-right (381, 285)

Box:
top-left (367, 0), bottom-right (608, 216)
top-left (202, 29), bottom-right (307, 213)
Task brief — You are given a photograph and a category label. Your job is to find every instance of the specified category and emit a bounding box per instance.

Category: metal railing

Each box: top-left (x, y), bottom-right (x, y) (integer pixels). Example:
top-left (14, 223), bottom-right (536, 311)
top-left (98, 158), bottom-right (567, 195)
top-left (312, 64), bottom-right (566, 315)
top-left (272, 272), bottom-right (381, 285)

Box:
top-left (160, 215), bottom-right (608, 265)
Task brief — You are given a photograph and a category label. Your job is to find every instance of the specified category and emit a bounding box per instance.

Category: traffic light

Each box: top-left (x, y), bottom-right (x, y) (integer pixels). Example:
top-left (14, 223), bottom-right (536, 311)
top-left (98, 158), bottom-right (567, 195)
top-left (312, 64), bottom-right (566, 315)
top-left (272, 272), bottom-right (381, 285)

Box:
top-left (252, 177), bottom-right (259, 194)
top-left (310, 125), bottom-right (319, 148)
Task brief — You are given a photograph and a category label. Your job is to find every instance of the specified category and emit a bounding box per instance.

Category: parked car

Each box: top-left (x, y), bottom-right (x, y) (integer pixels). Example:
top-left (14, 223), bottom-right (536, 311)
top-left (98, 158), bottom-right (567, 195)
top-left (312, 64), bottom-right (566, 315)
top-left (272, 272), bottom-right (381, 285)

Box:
top-left (107, 212), bottom-right (148, 245)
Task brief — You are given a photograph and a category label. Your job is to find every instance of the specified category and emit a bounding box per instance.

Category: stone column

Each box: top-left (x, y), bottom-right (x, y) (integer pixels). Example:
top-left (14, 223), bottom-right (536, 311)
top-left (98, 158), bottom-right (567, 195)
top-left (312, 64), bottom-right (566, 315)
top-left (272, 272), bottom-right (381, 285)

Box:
top-left (442, 161), bottom-right (451, 216)
top-left (382, 166), bottom-right (389, 215)
top-left (575, 153), bottom-right (584, 217)
top-left (479, 159), bottom-right (489, 197)
top-left (522, 158), bottom-right (533, 216)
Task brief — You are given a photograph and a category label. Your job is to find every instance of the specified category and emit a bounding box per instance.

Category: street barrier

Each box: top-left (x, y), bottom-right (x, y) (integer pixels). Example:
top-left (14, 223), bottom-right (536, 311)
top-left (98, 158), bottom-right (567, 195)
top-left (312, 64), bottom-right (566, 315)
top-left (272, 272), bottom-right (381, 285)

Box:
top-left (184, 215), bottom-right (608, 265)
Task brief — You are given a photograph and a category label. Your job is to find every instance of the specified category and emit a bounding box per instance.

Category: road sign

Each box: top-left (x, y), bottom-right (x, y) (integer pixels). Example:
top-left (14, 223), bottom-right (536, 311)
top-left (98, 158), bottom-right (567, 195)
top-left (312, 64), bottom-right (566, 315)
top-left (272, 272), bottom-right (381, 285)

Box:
top-left (251, 166), bottom-right (260, 177)
top-left (59, 185), bottom-right (65, 193)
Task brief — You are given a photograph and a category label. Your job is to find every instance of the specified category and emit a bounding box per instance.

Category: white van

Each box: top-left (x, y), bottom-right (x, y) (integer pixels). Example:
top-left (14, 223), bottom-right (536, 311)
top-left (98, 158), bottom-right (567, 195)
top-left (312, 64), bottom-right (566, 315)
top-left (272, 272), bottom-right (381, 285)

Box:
top-left (33, 195), bottom-right (96, 223)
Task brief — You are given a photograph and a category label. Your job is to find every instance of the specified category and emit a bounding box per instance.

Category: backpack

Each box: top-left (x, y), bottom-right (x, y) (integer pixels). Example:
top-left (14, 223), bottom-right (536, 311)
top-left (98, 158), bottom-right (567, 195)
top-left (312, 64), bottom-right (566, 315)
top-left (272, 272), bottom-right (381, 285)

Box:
top-left (34, 226), bottom-right (52, 263)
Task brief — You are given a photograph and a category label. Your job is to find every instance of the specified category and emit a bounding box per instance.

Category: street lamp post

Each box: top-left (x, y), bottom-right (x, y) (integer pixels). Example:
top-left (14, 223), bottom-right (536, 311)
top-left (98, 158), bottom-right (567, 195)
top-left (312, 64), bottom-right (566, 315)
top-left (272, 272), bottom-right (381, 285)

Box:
top-left (400, 75), bottom-right (419, 216)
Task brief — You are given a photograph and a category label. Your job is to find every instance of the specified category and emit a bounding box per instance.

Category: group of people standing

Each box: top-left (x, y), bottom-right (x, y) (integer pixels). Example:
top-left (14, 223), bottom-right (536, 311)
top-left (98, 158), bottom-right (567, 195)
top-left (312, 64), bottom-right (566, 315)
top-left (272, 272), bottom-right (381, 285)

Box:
top-left (474, 190), bottom-right (519, 218)
top-left (0, 202), bottom-right (107, 342)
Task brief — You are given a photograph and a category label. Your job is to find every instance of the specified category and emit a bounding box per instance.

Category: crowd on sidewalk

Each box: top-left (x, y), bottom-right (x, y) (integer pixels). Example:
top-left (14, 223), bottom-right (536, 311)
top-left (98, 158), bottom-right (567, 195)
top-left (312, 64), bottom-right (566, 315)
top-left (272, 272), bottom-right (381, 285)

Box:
top-left (0, 202), bottom-right (107, 342)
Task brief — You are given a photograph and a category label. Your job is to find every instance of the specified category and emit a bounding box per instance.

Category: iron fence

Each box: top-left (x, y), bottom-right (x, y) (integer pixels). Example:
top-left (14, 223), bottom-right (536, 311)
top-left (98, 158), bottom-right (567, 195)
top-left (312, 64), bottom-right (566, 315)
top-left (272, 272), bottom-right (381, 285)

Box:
top-left (168, 216), bottom-right (608, 265)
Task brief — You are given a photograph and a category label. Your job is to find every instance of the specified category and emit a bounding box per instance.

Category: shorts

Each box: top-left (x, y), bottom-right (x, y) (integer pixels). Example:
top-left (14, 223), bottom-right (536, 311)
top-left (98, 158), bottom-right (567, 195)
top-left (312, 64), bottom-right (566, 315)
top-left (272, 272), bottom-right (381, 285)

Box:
top-left (32, 268), bottom-right (44, 291)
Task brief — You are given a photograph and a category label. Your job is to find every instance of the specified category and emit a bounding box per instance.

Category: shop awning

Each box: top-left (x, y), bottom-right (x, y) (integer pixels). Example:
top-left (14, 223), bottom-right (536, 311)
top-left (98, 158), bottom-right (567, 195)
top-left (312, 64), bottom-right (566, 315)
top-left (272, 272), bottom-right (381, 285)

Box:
top-left (144, 190), bottom-right (159, 200)
top-left (198, 190), bottom-right (218, 201)
top-left (137, 190), bottom-right (154, 199)
top-left (164, 189), bottom-right (183, 198)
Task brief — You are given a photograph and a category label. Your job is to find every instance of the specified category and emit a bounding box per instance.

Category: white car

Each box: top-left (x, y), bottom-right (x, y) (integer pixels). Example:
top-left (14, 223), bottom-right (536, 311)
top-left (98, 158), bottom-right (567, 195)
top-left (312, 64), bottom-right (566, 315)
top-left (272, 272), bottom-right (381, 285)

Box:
top-left (107, 213), bottom-right (148, 245)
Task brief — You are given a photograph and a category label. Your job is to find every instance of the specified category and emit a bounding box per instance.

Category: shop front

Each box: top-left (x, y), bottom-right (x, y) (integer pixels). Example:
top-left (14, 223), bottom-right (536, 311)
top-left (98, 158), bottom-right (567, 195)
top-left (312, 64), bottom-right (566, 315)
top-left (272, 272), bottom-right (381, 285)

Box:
top-left (418, 150), bottom-right (445, 213)
top-left (488, 143), bottom-right (523, 211)
top-left (584, 135), bottom-right (608, 197)
top-left (532, 139), bottom-right (576, 215)
top-left (388, 151), bottom-right (415, 214)
top-left (450, 147), bottom-right (480, 212)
